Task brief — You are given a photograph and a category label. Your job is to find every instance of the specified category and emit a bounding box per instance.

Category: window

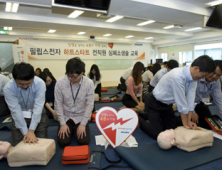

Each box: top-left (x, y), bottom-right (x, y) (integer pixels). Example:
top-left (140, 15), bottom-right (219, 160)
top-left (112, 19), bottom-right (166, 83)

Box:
top-left (195, 43), bottom-right (222, 60)
top-left (179, 51), bottom-right (192, 65)
top-left (158, 53), bottom-right (167, 62)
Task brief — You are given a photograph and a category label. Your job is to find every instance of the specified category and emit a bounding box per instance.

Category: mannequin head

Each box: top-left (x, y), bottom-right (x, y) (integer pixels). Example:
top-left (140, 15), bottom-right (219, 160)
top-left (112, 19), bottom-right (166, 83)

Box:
top-left (157, 129), bottom-right (175, 150)
top-left (0, 141), bottom-right (11, 159)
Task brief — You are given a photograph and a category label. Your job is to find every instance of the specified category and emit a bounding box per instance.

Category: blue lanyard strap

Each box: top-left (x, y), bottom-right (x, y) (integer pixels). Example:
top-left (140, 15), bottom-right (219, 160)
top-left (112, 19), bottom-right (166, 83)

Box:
top-left (70, 77), bottom-right (82, 104)
top-left (20, 88), bottom-right (31, 110)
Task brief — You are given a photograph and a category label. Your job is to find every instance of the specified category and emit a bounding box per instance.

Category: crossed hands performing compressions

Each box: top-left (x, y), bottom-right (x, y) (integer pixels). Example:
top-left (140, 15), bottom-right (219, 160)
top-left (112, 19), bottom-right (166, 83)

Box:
top-left (58, 124), bottom-right (86, 139)
top-left (181, 112), bottom-right (201, 130)
top-left (191, 113), bottom-right (199, 124)
top-left (23, 130), bottom-right (39, 144)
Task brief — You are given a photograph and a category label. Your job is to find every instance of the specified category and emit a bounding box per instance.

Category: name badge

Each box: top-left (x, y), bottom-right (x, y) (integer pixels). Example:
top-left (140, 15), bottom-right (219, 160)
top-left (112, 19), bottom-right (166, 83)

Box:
top-left (48, 102), bottom-right (53, 107)
top-left (71, 105), bottom-right (77, 112)
top-left (136, 93), bottom-right (141, 97)
top-left (22, 110), bottom-right (32, 118)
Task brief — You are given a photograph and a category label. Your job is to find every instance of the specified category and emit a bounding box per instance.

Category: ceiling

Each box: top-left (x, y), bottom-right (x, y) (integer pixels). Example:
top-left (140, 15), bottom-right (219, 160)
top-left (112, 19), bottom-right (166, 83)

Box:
top-left (0, 0), bottom-right (222, 47)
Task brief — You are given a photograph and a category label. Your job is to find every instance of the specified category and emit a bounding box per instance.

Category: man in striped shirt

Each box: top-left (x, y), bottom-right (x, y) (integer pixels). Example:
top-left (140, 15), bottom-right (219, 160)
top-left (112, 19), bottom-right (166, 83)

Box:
top-left (55, 57), bottom-right (94, 147)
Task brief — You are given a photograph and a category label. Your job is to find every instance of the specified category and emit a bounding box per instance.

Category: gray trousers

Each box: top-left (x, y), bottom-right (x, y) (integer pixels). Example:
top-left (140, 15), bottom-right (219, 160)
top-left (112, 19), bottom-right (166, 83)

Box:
top-left (11, 113), bottom-right (48, 146)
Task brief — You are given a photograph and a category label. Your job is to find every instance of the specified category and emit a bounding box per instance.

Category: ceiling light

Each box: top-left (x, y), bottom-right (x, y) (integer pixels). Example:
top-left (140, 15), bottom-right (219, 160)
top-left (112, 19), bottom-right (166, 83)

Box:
top-left (103, 34), bottom-right (112, 36)
top-left (137, 20), bottom-right (155, 26)
top-left (106, 15), bottom-right (124, 23)
top-left (77, 32), bottom-right (86, 35)
top-left (5, 2), bottom-right (19, 13)
top-left (163, 25), bottom-right (174, 29)
top-left (68, 10), bottom-right (84, 18)
top-left (144, 37), bottom-right (153, 39)
top-left (206, 0), bottom-right (222, 6)
top-left (125, 35), bottom-right (134, 38)
top-left (47, 29), bottom-right (56, 33)
top-left (5, 2), bottom-right (12, 12)
top-left (184, 27), bottom-right (202, 32)
top-left (12, 3), bottom-right (19, 13)
top-left (3, 27), bottom-right (13, 31)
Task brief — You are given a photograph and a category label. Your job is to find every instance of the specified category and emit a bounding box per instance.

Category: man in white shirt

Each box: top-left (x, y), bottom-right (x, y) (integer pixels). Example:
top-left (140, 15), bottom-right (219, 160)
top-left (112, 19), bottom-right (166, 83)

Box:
top-left (118, 67), bottom-right (133, 91)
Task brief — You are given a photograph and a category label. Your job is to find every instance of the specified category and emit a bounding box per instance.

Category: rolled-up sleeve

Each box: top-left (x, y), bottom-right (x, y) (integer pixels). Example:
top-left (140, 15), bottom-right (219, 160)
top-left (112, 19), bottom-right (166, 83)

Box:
top-left (4, 83), bottom-right (28, 135)
top-left (171, 78), bottom-right (190, 114)
top-left (186, 81), bottom-right (197, 112)
top-left (29, 81), bottom-right (46, 131)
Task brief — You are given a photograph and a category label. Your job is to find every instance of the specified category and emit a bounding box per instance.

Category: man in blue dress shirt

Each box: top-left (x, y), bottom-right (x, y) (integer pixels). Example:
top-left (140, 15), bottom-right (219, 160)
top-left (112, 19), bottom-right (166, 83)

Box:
top-left (191, 60), bottom-right (222, 129)
top-left (4, 63), bottom-right (48, 146)
top-left (139, 55), bottom-right (216, 140)
top-left (148, 59), bottom-right (179, 92)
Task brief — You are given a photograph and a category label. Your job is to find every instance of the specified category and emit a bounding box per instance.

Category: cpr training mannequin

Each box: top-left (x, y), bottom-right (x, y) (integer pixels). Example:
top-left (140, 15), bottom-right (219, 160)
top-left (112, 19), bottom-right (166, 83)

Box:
top-left (157, 126), bottom-right (213, 152)
top-left (0, 138), bottom-right (55, 167)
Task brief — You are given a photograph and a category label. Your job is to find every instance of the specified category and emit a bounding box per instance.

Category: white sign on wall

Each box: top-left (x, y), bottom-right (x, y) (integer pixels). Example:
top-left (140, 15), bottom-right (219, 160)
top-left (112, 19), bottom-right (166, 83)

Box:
top-left (19, 38), bottom-right (148, 60)
top-left (12, 45), bottom-right (28, 63)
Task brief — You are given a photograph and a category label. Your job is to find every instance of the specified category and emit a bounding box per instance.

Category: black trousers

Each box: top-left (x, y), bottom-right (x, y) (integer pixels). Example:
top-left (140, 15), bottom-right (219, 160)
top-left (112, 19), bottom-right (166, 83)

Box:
top-left (148, 85), bottom-right (155, 93)
top-left (139, 93), bottom-right (176, 140)
top-left (176, 102), bottom-right (212, 129)
top-left (95, 83), bottom-right (101, 97)
top-left (57, 119), bottom-right (90, 148)
top-left (0, 96), bottom-right (10, 117)
top-left (11, 113), bottom-right (48, 146)
top-left (122, 93), bottom-right (139, 108)
top-left (119, 77), bottom-right (127, 91)
top-left (195, 102), bottom-right (212, 129)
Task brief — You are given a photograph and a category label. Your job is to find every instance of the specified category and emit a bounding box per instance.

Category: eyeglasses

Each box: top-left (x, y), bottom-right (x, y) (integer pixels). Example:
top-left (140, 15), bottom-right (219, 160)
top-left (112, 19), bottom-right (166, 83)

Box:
top-left (67, 74), bottom-right (79, 79)
top-left (17, 82), bottom-right (32, 88)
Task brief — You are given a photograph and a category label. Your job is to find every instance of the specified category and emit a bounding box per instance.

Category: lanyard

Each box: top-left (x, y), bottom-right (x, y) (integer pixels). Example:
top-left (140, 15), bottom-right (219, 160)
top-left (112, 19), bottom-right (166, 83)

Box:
top-left (20, 88), bottom-right (31, 110)
top-left (205, 83), bottom-right (213, 91)
top-left (70, 77), bottom-right (82, 104)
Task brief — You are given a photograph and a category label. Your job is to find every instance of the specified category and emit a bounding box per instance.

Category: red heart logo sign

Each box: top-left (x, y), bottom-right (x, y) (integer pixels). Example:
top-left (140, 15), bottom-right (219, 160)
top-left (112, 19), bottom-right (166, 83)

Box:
top-left (96, 107), bottom-right (138, 148)
top-left (108, 43), bottom-right (113, 49)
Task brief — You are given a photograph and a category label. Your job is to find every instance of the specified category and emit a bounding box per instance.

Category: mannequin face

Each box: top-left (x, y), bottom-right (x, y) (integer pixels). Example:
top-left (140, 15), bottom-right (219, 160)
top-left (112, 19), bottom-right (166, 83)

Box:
top-left (159, 129), bottom-right (175, 142)
top-left (0, 141), bottom-right (11, 155)
top-left (157, 129), bottom-right (175, 150)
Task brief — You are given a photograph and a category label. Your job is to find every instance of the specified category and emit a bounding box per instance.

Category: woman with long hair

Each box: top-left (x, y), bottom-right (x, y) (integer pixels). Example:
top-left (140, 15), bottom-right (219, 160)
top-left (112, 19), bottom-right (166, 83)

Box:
top-left (122, 62), bottom-right (145, 112)
top-left (39, 71), bottom-right (57, 120)
top-left (88, 64), bottom-right (102, 113)
top-left (88, 64), bottom-right (102, 97)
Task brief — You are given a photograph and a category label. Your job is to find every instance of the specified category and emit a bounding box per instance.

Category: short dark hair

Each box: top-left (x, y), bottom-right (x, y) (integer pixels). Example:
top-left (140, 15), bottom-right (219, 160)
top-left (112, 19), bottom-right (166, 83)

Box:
top-left (191, 55), bottom-right (215, 73)
top-left (152, 63), bottom-right (161, 75)
top-left (12, 62), bottom-right (35, 80)
top-left (163, 61), bottom-right (168, 65)
top-left (167, 60), bottom-right (179, 69)
top-left (214, 60), bottom-right (222, 71)
top-left (66, 57), bottom-right (85, 75)
top-left (43, 68), bottom-right (50, 72)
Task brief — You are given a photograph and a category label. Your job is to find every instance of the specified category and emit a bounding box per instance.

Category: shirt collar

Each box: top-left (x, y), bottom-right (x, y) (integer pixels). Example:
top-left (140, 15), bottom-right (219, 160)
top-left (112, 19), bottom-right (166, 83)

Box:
top-left (184, 65), bottom-right (194, 82)
top-left (199, 77), bottom-right (216, 85)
